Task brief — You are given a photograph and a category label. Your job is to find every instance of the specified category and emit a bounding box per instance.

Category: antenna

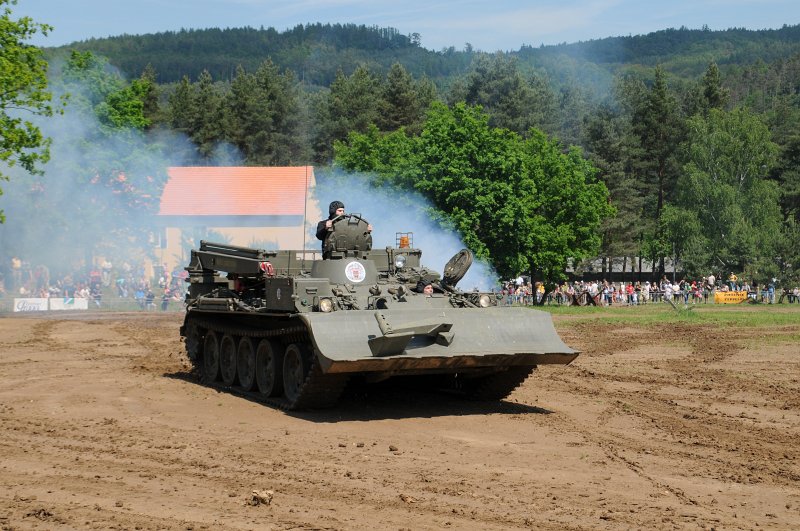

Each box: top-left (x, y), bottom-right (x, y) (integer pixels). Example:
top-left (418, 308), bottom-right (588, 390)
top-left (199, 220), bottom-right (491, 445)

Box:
top-left (301, 165), bottom-right (309, 271)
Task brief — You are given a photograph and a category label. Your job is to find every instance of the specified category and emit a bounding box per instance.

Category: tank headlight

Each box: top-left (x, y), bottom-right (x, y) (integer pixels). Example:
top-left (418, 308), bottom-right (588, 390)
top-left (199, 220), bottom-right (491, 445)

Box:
top-left (319, 297), bottom-right (334, 312)
top-left (394, 254), bottom-right (407, 269)
top-left (479, 294), bottom-right (492, 307)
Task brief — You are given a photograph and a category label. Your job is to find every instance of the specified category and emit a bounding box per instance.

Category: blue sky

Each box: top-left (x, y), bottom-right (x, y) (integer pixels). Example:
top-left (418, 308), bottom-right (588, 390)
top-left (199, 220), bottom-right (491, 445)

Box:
top-left (13, 0), bottom-right (800, 51)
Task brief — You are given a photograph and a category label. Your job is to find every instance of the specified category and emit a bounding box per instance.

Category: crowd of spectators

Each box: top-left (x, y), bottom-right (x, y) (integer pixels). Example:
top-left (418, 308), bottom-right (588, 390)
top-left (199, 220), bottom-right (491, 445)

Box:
top-left (4, 255), bottom-right (799, 310)
top-left (499, 274), bottom-right (800, 306)
top-left (0, 256), bottom-right (186, 311)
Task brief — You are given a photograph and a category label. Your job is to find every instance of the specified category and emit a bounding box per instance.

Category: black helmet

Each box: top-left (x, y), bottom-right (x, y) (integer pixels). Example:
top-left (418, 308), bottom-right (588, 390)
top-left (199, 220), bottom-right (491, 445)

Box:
top-left (328, 200), bottom-right (345, 218)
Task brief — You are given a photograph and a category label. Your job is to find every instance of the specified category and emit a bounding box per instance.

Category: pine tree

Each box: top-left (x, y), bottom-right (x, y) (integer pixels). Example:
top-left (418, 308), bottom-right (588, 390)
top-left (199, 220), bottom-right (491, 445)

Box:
top-left (189, 70), bottom-right (225, 160)
top-left (168, 76), bottom-right (193, 134)
top-left (633, 66), bottom-right (685, 221)
top-left (701, 61), bottom-right (730, 111)
top-left (379, 63), bottom-right (418, 131)
top-left (313, 66), bottom-right (381, 162)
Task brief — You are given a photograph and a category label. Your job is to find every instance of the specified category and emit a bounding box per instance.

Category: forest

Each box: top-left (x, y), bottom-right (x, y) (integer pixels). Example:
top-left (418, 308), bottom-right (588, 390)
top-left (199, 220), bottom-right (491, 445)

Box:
top-left (5, 15), bottom-right (800, 284)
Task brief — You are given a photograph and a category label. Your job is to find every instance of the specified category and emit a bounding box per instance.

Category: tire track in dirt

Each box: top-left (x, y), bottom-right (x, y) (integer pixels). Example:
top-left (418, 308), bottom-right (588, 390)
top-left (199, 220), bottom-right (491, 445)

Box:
top-left (539, 319), bottom-right (800, 528)
top-left (2, 312), bottom-right (799, 530)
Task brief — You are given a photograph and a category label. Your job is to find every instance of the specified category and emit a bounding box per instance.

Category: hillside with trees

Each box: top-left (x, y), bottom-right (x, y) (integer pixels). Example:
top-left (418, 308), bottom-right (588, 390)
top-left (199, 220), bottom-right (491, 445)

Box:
top-left (9, 16), bottom-right (800, 284)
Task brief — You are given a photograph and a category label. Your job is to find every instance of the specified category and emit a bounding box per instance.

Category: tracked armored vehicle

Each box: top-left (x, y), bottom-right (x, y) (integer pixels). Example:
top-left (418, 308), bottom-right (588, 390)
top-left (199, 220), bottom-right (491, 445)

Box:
top-left (180, 214), bottom-right (577, 409)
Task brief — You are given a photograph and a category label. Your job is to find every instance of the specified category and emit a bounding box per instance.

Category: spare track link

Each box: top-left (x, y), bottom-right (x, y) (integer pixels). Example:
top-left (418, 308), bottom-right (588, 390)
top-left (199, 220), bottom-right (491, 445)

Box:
top-left (185, 315), bottom-right (349, 410)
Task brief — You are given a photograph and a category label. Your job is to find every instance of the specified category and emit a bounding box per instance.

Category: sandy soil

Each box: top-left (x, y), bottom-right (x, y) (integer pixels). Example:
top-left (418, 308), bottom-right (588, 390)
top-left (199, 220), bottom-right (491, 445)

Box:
top-left (0, 309), bottom-right (798, 530)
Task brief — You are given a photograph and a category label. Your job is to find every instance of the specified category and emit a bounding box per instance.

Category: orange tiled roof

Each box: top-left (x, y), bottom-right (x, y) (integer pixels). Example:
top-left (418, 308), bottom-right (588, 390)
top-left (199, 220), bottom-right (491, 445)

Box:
top-left (158, 166), bottom-right (314, 216)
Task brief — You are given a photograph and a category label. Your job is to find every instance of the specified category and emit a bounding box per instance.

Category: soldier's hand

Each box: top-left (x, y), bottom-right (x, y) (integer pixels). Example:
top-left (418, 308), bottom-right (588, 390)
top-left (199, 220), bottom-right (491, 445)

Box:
top-left (367, 224), bottom-right (373, 232)
top-left (326, 220), bottom-right (333, 229)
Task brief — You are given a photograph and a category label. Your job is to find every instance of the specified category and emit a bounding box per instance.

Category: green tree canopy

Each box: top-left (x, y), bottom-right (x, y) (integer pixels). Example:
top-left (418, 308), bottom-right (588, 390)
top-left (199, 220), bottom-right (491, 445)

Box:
top-left (313, 66), bottom-right (382, 163)
top-left (334, 102), bottom-right (612, 282)
top-left (61, 51), bottom-right (150, 132)
top-left (455, 54), bottom-right (558, 136)
top-left (0, 0), bottom-right (55, 221)
top-left (671, 108), bottom-right (781, 279)
top-left (377, 62), bottom-right (435, 134)
top-left (226, 59), bottom-right (307, 165)
top-left (632, 65), bottom-right (685, 220)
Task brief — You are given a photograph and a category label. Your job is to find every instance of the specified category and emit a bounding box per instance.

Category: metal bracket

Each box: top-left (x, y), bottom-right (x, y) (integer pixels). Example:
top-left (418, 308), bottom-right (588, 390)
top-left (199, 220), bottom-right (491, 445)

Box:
top-left (368, 311), bottom-right (454, 356)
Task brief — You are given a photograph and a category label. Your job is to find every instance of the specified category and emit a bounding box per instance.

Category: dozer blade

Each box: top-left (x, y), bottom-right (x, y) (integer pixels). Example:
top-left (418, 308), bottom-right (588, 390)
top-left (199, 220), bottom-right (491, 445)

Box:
top-left (298, 307), bottom-right (577, 374)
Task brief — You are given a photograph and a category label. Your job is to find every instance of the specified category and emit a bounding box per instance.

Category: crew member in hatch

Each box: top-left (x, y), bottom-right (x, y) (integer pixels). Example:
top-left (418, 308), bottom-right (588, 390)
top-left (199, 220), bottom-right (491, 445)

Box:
top-left (415, 280), bottom-right (435, 296)
top-left (316, 200), bottom-right (372, 254)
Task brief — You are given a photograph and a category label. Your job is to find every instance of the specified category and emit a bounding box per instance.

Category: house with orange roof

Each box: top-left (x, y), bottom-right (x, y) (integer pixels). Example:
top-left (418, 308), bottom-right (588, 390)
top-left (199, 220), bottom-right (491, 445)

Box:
top-left (156, 166), bottom-right (321, 273)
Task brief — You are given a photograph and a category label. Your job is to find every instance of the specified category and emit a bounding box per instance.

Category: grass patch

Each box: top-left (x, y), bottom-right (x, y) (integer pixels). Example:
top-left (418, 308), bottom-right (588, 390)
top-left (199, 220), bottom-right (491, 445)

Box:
top-left (535, 302), bottom-right (800, 328)
top-left (742, 331), bottom-right (800, 347)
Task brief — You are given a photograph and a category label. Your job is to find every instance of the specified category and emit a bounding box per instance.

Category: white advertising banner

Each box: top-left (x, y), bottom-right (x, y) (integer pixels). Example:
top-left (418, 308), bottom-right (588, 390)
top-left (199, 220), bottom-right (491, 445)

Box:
top-left (13, 298), bottom-right (49, 312)
top-left (49, 297), bottom-right (89, 311)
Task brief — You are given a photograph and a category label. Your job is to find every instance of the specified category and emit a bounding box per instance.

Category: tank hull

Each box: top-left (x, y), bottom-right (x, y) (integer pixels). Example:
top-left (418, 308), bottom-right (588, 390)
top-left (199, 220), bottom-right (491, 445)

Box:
top-left (179, 238), bottom-right (578, 409)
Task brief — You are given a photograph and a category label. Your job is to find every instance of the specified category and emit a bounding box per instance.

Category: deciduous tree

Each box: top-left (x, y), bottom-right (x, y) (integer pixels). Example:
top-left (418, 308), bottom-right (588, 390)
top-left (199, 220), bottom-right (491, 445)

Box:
top-left (335, 102), bottom-right (612, 282)
top-left (0, 0), bottom-right (55, 221)
top-left (672, 108), bottom-right (782, 279)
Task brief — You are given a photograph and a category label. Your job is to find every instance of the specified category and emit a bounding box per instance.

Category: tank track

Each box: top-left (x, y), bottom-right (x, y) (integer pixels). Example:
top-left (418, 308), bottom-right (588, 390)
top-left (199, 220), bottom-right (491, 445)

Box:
top-left (183, 315), bottom-right (349, 410)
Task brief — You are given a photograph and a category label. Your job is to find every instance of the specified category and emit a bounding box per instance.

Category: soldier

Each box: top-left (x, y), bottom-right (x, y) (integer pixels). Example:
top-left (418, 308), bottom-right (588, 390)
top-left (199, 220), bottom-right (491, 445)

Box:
top-left (414, 280), bottom-right (434, 295)
top-left (316, 200), bottom-right (372, 256)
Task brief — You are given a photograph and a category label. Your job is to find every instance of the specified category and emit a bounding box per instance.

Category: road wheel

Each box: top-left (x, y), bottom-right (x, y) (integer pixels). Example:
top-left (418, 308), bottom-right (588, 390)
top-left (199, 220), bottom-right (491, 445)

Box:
top-left (442, 249), bottom-right (473, 287)
top-left (219, 335), bottom-right (238, 386)
top-left (237, 337), bottom-right (256, 391)
top-left (202, 331), bottom-right (220, 383)
top-left (255, 339), bottom-right (283, 397)
top-left (282, 343), bottom-right (310, 405)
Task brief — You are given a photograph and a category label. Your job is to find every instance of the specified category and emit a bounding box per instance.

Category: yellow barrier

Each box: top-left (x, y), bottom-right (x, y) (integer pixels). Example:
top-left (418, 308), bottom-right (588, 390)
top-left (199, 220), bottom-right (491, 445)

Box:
top-left (714, 291), bottom-right (748, 304)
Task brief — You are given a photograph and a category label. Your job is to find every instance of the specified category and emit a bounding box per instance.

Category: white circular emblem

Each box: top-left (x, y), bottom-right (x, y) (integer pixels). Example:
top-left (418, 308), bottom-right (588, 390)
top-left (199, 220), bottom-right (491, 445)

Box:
top-left (344, 261), bottom-right (367, 283)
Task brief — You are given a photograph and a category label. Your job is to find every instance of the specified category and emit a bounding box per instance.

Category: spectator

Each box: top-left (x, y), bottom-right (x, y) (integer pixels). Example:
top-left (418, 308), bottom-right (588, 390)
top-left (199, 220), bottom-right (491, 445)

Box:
top-left (10, 256), bottom-right (22, 290)
top-left (145, 289), bottom-right (155, 310)
top-left (641, 281), bottom-right (650, 304)
top-left (161, 290), bottom-right (171, 311)
top-left (625, 283), bottom-right (634, 305)
top-left (101, 260), bottom-right (113, 287)
top-left (664, 281), bottom-right (673, 302)
top-left (90, 284), bottom-right (102, 308)
top-left (135, 287), bottom-right (145, 310)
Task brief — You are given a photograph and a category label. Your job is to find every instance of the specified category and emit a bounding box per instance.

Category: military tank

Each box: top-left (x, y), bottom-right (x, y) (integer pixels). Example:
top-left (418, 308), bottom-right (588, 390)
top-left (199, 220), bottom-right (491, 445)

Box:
top-left (180, 214), bottom-right (578, 409)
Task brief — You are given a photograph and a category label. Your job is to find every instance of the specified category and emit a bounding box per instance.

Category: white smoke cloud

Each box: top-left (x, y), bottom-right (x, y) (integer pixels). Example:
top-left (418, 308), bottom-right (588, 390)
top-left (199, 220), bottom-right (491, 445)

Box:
top-left (312, 169), bottom-right (500, 291)
top-left (0, 58), bottom-right (228, 282)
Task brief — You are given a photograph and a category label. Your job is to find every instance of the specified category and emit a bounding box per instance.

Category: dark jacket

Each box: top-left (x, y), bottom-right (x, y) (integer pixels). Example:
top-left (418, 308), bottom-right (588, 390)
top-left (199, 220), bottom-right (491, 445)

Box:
top-left (317, 201), bottom-right (345, 248)
top-left (315, 219), bottom-right (329, 243)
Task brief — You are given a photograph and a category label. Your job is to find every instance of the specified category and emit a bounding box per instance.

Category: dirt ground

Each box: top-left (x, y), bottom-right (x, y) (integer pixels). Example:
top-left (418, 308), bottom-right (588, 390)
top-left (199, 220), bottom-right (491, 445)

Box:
top-left (1, 309), bottom-right (798, 530)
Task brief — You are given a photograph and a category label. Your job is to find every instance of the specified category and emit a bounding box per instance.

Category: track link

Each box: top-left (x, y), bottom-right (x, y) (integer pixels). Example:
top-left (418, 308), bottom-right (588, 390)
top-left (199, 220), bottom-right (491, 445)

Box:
top-left (182, 315), bottom-right (349, 410)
